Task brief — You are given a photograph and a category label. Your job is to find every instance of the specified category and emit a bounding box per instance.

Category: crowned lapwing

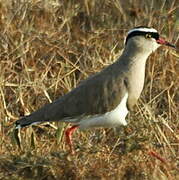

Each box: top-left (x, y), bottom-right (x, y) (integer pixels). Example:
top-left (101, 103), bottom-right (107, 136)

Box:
top-left (15, 26), bottom-right (176, 153)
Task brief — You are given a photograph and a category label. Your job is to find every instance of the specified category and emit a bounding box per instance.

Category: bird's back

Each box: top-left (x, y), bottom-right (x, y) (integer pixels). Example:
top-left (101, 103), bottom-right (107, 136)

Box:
top-left (43, 61), bottom-right (127, 121)
top-left (16, 60), bottom-right (128, 127)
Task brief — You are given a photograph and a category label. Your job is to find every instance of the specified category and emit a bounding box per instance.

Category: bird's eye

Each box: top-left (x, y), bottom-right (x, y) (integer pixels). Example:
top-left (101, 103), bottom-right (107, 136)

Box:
top-left (145, 34), bottom-right (152, 38)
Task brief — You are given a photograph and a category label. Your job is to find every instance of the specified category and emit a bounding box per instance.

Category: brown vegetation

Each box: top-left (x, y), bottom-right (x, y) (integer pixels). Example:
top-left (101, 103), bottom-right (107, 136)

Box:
top-left (0, 0), bottom-right (178, 179)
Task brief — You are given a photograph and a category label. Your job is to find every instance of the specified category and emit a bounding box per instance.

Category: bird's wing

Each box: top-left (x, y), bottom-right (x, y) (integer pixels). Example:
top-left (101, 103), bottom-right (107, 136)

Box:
top-left (15, 64), bottom-right (128, 127)
top-left (44, 68), bottom-right (128, 121)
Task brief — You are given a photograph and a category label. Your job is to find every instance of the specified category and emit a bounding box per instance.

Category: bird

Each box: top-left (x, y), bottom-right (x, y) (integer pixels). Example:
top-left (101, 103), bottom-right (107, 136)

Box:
top-left (15, 26), bottom-right (176, 153)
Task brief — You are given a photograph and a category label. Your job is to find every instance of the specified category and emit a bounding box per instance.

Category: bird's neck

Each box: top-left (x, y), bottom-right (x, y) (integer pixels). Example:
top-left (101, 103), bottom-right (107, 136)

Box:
top-left (120, 46), bottom-right (152, 67)
top-left (120, 46), bottom-right (151, 88)
top-left (118, 46), bottom-right (153, 109)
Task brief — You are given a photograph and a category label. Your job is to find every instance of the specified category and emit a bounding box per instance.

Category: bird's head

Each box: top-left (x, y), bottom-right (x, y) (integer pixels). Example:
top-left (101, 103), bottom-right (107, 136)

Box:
top-left (125, 26), bottom-right (175, 53)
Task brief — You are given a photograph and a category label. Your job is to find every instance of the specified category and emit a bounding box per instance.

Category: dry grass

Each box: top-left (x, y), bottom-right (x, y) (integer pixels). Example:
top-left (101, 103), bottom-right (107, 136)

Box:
top-left (0, 0), bottom-right (179, 179)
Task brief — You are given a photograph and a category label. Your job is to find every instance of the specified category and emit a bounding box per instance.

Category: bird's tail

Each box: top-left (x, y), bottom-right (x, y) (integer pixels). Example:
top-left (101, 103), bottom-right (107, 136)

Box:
top-left (15, 116), bottom-right (40, 129)
top-left (15, 104), bottom-right (49, 128)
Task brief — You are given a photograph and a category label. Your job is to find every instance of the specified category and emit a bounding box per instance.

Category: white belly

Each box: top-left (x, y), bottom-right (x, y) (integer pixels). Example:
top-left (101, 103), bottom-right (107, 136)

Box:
top-left (79, 93), bottom-right (129, 130)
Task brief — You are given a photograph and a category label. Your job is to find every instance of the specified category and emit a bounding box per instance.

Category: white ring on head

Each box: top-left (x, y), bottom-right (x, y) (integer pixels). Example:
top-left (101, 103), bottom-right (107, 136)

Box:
top-left (127, 27), bottom-right (158, 35)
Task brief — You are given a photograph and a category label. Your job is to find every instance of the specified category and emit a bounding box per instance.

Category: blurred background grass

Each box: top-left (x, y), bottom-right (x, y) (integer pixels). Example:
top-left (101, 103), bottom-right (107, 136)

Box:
top-left (0, 0), bottom-right (178, 179)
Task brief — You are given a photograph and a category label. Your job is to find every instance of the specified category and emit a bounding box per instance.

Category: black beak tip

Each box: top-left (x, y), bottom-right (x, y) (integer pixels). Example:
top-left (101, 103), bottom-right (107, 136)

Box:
top-left (166, 42), bottom-right (176, 49)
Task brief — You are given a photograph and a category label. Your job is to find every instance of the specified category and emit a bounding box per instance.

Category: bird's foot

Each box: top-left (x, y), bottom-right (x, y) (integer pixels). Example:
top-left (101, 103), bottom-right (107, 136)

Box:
top-left (65, 125), bottom-right (79, 154)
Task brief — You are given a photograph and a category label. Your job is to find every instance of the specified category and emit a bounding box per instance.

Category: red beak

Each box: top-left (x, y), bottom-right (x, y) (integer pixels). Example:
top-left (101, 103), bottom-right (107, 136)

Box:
top-left (157, 38), bottom-right (176, 48)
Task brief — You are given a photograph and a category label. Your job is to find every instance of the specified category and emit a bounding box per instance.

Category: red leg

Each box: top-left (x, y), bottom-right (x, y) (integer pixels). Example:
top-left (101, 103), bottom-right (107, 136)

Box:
top-left (148, 150), bottom-right (167, 164)
top-left (65, 125), bottom-right (79, 154)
